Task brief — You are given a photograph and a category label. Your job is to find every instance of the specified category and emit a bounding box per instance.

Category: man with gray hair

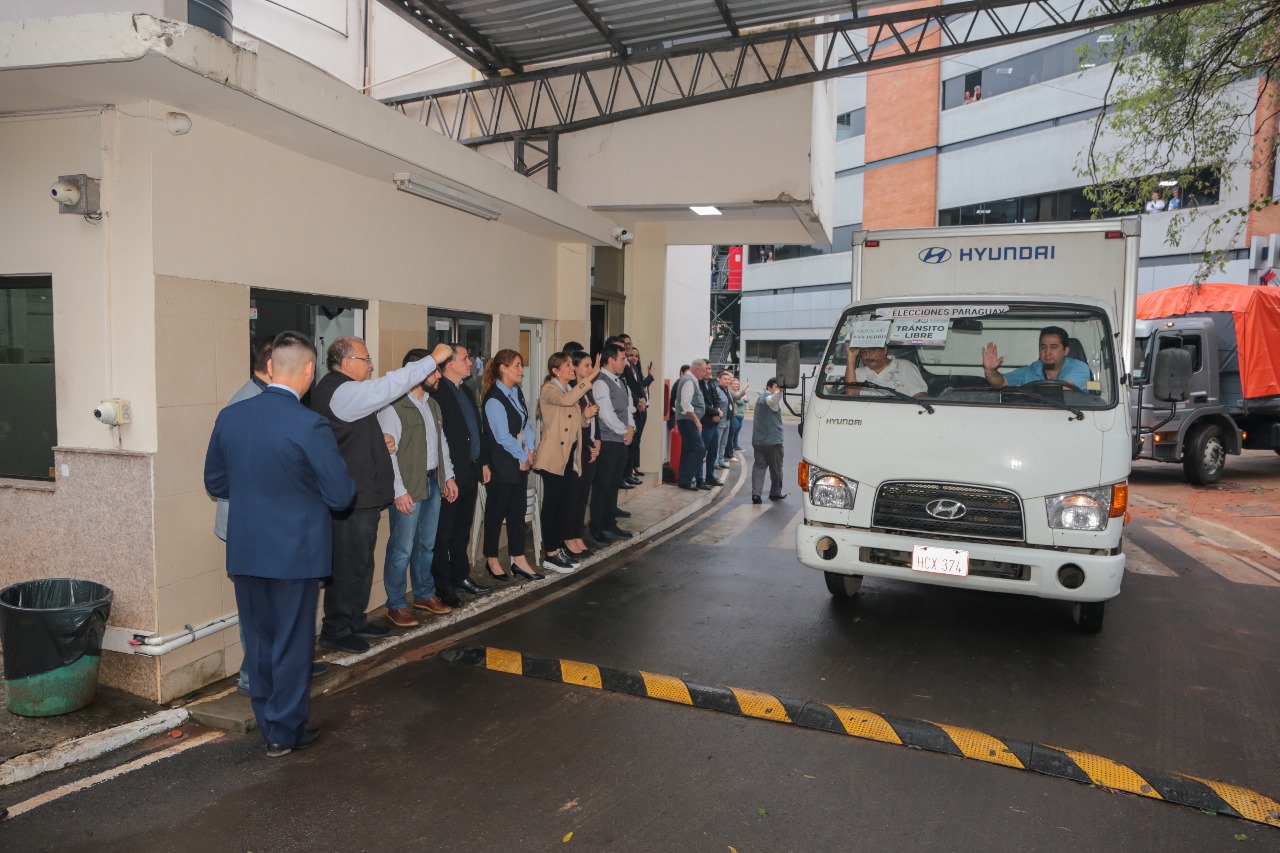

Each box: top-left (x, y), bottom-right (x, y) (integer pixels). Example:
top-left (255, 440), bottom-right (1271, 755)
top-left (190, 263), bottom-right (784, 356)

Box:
top-left (672, 358), bottom-right (708, 490)
top-left (311, 336), bottom-right (453, 654)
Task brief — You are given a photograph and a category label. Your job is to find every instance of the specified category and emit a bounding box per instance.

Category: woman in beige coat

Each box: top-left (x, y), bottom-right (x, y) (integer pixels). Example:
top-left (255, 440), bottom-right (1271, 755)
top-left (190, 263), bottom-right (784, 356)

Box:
top-left (534, 352), bottom-right (600, 572)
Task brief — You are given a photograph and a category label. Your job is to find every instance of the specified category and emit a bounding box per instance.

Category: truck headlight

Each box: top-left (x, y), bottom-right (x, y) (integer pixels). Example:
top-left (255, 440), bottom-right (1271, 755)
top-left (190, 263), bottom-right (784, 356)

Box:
top-left (1045, 487), bottom-right (1112, 531)
top-left (808, 465), bottom-right (857, 509)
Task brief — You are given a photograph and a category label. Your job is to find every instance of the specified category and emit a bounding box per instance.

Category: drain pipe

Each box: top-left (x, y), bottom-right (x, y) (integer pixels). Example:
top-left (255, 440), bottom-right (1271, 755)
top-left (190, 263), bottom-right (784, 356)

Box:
top-left (125, 613), bottom-right (240, 656)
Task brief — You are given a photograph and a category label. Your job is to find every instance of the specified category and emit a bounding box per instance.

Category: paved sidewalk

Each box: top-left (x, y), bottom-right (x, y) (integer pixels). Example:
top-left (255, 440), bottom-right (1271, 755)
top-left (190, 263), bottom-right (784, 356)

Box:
top-left (0, 459), bottom-right (739, 788)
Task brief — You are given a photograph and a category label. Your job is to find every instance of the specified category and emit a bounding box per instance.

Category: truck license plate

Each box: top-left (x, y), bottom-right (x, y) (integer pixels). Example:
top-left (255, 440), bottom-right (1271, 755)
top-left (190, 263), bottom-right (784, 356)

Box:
top-left (911, 545), bottom-right (969, 577)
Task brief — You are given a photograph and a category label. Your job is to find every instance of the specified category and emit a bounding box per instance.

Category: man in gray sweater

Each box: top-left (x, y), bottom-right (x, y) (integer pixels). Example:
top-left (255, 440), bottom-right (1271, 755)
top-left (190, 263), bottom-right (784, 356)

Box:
top-left (751, 378), bottom-right (788, 505)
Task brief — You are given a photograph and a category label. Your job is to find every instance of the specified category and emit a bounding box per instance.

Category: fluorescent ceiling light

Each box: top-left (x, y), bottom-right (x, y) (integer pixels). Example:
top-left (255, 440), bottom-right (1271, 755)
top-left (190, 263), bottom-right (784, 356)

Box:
top-left (1158, 179), bottom-right (1179, 187)
top-left (1096, 34), bottom-right (1115, 43)
top-left (1080, 62), bottom-right (1097, 69)
top-left (995, 67), bottom-right (1013, 75)
top-left (690, 205), bottom-right (722, 216)
top-left (392, 172), bottom-right (500, 221)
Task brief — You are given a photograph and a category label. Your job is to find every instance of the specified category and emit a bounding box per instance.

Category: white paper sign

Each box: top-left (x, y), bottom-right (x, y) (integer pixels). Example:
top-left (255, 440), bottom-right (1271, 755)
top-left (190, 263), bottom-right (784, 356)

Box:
top-left (888, 318), bottom-right (949, 345)
top-left (873, 305), bottom-right (1008, 320)
top-left (846, 320), bottom-right (892, 348)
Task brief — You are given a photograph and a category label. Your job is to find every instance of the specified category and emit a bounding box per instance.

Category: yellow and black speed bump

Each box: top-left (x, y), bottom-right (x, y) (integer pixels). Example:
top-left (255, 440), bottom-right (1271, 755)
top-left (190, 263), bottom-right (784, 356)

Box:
top-left (439, 645), bottom-right (1280, 830)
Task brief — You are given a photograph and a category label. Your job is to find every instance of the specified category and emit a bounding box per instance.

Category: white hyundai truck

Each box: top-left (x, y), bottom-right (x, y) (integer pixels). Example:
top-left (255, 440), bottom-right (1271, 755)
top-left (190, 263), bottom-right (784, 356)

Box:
top-left (792, 219), bottom-right (1140, 632)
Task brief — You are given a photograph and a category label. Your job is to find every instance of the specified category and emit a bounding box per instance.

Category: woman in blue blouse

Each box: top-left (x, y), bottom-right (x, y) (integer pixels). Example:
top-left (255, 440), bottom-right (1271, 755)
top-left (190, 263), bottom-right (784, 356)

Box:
top-left (481, 349), bottom-right (544, 581)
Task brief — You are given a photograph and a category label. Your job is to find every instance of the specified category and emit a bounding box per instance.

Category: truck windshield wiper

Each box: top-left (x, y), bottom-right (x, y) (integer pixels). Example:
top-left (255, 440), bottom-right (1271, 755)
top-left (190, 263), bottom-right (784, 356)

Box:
top-left (998, 386), bottom-right (1084, 420)
top-left (847, 381), bottom-right (935, 413)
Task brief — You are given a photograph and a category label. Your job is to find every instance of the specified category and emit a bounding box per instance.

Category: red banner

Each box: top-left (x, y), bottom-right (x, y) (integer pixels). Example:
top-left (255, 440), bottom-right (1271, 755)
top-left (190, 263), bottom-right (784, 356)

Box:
top-left (726, 245), bottom-right (743, 290)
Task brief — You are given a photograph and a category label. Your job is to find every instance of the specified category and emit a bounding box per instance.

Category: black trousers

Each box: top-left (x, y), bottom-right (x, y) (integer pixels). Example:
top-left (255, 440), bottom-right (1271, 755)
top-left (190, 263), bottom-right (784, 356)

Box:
top-left (590, 441), bottom-right (628, 533)
top-left (483, 472), bottom-right (529, 558)
top-left (433, 477), bottom-right (478, 593)
top-left (567, 447), bottom-right (596, 541)
top-left (677, 418), bottom-right (705, 487)
top-left (538, 465), bottom-right (579, 553)
top-left (322, 506), bottom-right (381, 640)
top-left (628, 409), bottom-right (648, 470)
top-left (235, 575), bottom-right (318, 747)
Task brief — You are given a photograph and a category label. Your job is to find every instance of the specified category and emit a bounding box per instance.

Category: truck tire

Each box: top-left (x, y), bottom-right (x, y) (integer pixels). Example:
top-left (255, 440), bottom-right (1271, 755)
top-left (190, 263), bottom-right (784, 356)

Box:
top-left (1072, 601), bottom-right (1105, 633)
top-left (1183, 423), bottom-right (1226, 485)
top-left (824, 572), bottom-right (863, 598)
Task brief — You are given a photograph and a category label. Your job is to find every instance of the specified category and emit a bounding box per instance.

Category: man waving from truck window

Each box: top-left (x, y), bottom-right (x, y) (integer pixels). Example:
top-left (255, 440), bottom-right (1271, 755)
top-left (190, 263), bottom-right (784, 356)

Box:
top-left (983, 326), bottom-right (1091, 389)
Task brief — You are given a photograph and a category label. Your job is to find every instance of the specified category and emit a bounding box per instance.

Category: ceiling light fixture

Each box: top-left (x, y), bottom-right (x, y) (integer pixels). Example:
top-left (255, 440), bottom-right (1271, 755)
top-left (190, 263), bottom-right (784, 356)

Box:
top-left (393, 172), bottom-right (500, 221)
top-left (1158, 179), bottom-right (1179, 187)
top-left (690, 205), bottom-right (722, 216)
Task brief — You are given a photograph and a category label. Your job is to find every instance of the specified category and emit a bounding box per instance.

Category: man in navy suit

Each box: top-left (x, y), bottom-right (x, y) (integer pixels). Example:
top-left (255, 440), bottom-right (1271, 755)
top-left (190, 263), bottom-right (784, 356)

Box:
top-left (205, 331), bottom-right (356, 757)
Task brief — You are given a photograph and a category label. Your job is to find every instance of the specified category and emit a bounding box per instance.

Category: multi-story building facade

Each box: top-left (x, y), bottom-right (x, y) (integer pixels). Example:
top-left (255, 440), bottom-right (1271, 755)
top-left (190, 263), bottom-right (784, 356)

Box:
top-left (739, 19), bottom-right (1274, 390)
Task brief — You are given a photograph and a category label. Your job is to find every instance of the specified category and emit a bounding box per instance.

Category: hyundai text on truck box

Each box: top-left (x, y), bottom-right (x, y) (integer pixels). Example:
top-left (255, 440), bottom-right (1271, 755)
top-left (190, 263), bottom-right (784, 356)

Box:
top-left (792, 220), bottom-right (1140, 632)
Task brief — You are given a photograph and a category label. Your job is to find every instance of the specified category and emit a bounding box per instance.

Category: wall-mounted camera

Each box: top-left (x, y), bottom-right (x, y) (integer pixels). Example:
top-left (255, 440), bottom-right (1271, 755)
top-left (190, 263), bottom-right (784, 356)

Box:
top-left (51, 174), bottom-right (102, 216)
top-left (611, 226), bottom-right (634, 245)
top-left (94, 399), bottom-right (131, 426)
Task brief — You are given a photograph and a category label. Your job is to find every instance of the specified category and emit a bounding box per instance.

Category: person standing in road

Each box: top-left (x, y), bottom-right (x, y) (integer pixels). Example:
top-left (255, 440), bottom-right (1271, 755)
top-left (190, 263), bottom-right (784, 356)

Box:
top-left (751, 377), bottom-right (788, 505)
top-left (310, 336), bottom-right (453, 654)
top-left (377, 351), bottom-right (459, 628)
top-left (204, 331), bottom-right (356, 758)
top-left (481, 349), bottom-right (544, 582)
top-left (535, 352), bottom-right (601, 572)
top-left (672, 359), bottom-right (706, 490)
top-left (432, 344), bottom-right (493, 607)
top-left (590, 342), bottom-right (636, 541)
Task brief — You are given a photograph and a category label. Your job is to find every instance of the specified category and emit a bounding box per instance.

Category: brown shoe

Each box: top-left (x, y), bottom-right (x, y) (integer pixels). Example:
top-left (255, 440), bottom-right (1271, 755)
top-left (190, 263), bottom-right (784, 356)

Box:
top-left (412, 596), bottom-right (453, 615)
top-left (386, 607), bottom-right (419, 628)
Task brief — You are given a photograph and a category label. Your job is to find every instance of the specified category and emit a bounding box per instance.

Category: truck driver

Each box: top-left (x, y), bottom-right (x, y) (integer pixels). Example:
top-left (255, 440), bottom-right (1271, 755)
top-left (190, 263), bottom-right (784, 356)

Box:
top-left (844, 344), bottom-right (929, 397)
top-left (983, 326), bottom-right (1091, 389)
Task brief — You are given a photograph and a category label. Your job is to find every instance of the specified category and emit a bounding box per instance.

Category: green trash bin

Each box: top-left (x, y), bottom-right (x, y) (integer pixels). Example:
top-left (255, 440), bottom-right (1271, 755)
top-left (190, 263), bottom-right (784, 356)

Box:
top-left (0, 579), bottom-right (113, 717)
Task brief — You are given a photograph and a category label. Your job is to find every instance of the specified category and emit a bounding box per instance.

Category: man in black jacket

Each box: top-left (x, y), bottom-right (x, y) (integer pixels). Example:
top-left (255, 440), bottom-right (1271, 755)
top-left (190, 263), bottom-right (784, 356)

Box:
top-left (432, 343), bottom-right (493, 607)
top-left (621, 344), bottom-right (653, 484)
top-left (699, 363), bottom-right (724, 488)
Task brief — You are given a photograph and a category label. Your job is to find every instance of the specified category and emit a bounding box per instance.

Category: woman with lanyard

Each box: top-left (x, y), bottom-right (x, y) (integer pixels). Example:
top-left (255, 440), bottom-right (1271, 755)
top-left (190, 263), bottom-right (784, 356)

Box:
top-left (564, 350), bottom-right (602, 560)
top-left (534, 351), bottom-right (601, 571)
top-left (480, 349), bottom-right (543, 581)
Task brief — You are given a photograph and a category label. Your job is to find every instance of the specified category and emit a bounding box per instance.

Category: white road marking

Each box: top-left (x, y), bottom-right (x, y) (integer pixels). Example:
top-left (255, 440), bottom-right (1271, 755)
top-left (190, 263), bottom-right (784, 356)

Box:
top-left (1123, 539), bottom-right (1177, 576)
top-left (1155, 527), bottom-right (1280, 587)
top-left (3, 730), bottom-right (223, 820)
top-left (690, 503), bottom-right (767, 545)
top-left (770, 509), bottom-right (803, 550)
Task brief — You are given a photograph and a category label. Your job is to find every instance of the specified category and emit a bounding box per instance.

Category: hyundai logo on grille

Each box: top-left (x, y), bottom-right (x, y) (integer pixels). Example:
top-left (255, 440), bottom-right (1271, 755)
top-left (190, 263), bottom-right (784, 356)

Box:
top-left (925, 498), bottom-right (967, 520)
top-left (918, 247), bottom-right (952, 264)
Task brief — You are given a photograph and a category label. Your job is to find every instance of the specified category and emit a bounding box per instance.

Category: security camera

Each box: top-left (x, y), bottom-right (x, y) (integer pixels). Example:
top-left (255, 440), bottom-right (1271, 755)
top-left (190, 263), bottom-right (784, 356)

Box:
top-left (611, 226), bottom-right (634, 244)
top-left (51, 180), bottom-right (81, 207)
top-left (94, 399), bottom-right (131, 426)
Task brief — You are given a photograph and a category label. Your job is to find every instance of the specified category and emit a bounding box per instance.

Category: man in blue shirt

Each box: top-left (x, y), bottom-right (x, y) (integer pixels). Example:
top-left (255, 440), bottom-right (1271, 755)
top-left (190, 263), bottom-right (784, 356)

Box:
top-left (982, 326), bottom-right (1091, 389)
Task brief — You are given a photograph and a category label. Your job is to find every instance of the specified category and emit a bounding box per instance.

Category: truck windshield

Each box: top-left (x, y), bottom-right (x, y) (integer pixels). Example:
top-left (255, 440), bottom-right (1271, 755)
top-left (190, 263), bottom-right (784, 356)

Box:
top-left (815, 302), bottom-right (1116, 409)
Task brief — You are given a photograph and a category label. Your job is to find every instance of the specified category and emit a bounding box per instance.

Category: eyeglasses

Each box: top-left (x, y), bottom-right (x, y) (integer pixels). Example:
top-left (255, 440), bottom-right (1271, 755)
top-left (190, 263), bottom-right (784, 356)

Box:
top-left (345, 355), bottom-right (374, 365)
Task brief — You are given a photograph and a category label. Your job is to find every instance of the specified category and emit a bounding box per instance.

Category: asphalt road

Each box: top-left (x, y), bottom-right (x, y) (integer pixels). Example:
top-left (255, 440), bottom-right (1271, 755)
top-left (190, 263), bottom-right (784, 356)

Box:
top-left (4, 426), bottom-right (1280, 851)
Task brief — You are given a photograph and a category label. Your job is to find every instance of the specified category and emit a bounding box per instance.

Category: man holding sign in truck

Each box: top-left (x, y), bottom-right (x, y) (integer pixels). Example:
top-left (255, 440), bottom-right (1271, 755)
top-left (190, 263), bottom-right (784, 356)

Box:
top-left (843, 344), bottom-right (929, 397)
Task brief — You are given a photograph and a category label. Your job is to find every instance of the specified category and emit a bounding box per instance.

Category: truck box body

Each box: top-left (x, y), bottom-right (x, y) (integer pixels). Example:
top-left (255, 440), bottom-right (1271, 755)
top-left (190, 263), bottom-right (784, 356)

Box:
top-left (796, 220), bottom-right (1140, 627)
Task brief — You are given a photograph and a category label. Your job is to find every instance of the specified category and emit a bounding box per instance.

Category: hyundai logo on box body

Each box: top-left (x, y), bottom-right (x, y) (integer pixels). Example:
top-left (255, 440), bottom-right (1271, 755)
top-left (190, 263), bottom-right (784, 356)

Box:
top-left (918, 247), bottom-right (951, 264)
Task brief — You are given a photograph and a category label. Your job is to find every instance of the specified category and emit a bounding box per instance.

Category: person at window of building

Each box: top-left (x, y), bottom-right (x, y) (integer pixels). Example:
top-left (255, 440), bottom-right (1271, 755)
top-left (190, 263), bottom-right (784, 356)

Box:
top-left (1145, 190), bottom-right (1166, 213)
top-left (1167, 187), bottom-right (1182, 210)
top-left (973, 84), bottom-right (983, 101)
top-left (964, 90), bottom-right (973, 105)
top-left (982, 326), bottom-right (1091, 390)
top-left (844, 345), bottom-right (928, 397)
top-left (481, 349), bottom-right (543, 582)
top-left (311, 336), bottom-right (452, 655)
top-left (535, 352), bottom-right (600, 572)
top-left (564, 350), bottom-right (601, 559)
top-left (376, 350), bottom-right (459, 629)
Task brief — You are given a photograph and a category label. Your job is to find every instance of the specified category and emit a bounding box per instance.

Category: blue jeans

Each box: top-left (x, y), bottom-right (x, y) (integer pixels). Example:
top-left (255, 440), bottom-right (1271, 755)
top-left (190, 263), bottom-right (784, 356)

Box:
top-left (383, 479), bottom-right (441, 610)
top-left (728, 414), bottom-right (744, 452)
top-left (702, 422), bottom-right (721, 482)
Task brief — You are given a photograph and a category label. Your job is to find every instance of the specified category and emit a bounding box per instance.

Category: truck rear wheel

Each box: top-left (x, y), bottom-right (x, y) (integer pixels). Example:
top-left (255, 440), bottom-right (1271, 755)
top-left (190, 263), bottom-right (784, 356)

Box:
top-left (1183, 423), bottom-right (1226, 485)
top-left (1072, 601), bottom-right (1105, 633)
top-left (824, 572), bottom-right (863, 598)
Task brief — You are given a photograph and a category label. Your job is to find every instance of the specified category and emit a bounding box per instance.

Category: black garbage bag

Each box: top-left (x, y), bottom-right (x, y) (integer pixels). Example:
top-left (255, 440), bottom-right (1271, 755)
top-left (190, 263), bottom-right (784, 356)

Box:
top-left (0, 579), bottom-right (113, 681)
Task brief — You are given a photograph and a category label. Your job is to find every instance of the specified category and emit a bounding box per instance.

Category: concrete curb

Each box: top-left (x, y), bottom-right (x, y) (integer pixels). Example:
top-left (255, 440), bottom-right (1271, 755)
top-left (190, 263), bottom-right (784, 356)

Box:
top-left (1130, 493), bottom-right (1280, 561)
top-left (0, 708), bottom-right (189, 788)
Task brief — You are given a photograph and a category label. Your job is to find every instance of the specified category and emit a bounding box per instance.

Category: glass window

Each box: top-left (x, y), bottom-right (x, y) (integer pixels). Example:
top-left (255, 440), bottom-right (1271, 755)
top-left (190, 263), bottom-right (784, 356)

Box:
top-left (941, 30), bottom-right (1119, 109)
top-left (815, 302), bottom-right (1117, 410)
top-left (836, 108), bottom-right (866, 141)
top-left (0, 277), bottom-right (56, 480)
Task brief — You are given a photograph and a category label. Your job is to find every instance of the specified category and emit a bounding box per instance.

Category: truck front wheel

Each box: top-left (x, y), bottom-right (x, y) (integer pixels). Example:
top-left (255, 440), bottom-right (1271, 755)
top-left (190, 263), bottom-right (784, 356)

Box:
top-left (824, 572), bottom-right (863, 598)
top-left (1183, 423), bottom-right (1226, 485)
top-left (1072, 601), bottom-right (1106, 633)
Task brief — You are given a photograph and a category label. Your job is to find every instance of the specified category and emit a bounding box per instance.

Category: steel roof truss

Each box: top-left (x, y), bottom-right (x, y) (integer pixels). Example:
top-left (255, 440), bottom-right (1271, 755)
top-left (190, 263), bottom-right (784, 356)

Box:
top-left (385, 0), bottom-right (1215, 147)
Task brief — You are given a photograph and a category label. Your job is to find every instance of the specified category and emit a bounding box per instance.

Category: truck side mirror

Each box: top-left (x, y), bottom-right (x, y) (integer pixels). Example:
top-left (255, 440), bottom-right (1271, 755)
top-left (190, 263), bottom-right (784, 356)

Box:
top-left (775, 344), bottom-right (800, 389)
top-left (1151, 347), bottom-right (1192, 402)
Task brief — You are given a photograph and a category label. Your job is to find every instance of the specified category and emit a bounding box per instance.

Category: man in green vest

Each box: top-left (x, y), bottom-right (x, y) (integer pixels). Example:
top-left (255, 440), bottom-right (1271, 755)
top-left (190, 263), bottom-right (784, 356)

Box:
top-left (377, 349), bottom-right (460, 628)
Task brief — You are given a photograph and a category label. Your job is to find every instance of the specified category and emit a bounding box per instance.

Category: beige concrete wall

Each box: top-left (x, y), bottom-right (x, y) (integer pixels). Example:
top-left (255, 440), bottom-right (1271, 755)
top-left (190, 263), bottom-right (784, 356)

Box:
top-left (623, 223), bottom-right (670, 473)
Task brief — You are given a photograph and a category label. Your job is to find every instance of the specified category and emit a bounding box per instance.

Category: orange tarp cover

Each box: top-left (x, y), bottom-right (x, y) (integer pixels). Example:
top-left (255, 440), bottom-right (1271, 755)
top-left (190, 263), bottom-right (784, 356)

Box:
top-left (1137, 283), bottom-right (1280, 399)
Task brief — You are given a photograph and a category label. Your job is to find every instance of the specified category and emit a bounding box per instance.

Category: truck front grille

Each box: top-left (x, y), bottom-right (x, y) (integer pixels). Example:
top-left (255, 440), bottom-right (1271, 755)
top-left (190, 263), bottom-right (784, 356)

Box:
top-left (872, 481), bottom-right (1024, 542)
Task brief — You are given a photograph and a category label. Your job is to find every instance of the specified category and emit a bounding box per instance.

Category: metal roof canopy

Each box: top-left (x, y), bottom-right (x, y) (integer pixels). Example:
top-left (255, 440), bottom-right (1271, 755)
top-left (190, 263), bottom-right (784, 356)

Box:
top-left (383, 0), bottom-right (1218, 149)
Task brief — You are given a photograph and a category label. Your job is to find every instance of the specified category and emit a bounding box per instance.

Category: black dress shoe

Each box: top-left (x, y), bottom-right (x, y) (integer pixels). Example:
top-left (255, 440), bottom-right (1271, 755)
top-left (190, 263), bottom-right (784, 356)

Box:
top-left (486, 563), bottom-right (513, 581)
top-left (318, 634), bottom-right (369, 654)
top-left (698, 483), bottom-right (712, 490)
top-left (619, 481), bottom-right (635, 490)
top-left (511, 563), bottom-right (545, 581)
top-left (311, 662), bottom-right (330, 677)
top-left (708, 479), bottom-right (725, 487)
top-left (614, 509), bottom-right (632, 518)
top-left (266, 728), bottom-right (319, 758)
top-left (458, 578), bottom-right (492, 596)
top-left (752, 495), bottom-right (763, 505)
top-left (592, 529), bottom-right (626, 542)
top-left (294, 727), bottom-right (321, 749)
top-left (353, 622), bottom-right (390, 638)
top-left (438, 592), bottom-right (463, 608)
top-left (769, 493), bottom-right (789, 501)
top-left (566, 547), bottom-right (593, 559)
top-left (679, 483), bottom-right (698, 491)
top-left (604, 527), bottom-right (634, 540)
top-left (625, 475), bottom-right (642, 485)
